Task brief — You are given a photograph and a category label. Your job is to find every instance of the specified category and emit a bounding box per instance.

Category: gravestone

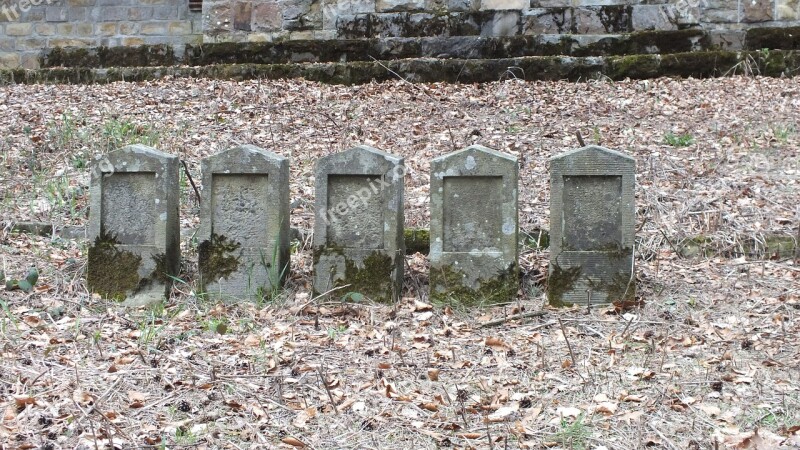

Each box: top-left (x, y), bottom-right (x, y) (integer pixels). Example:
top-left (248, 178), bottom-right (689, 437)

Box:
top-left (313, 145), bottom-right (404, 303)
top-left (198, 145), bottom-right (290, 301)
top-left (548, 145), bottom-right (636, 306)
top-left (429, 145), bottom-right (519, 305)
top-left (87, 145), bottom-right (180, 305)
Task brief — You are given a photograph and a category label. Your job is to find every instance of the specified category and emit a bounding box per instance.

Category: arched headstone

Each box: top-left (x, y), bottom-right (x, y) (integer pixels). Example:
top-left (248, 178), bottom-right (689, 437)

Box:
top-left (198, 145), bottom-right (290, 301)
top-left (87, 145), bottom-right (180, 305)
top-left (549, 145), bottom-right (635, 306)
top-left (313, 145), bottom-right (404, 303)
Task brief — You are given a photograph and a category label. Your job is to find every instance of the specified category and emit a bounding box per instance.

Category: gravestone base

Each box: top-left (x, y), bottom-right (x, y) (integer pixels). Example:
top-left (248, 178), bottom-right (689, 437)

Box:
top-left (313, 248), bottom-right (401, 303)
top-left (429, 259), bottom-right (518, 306)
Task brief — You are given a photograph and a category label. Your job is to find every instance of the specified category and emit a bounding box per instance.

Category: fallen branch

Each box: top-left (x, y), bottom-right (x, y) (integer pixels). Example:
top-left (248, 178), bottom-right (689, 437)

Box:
top-left (479, 310), bottom-right (548, 328)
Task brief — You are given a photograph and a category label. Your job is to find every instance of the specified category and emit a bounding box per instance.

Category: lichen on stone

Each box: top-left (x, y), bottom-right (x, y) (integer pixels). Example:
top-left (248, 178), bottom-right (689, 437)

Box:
top-left (546, 263), bottom-right (582, 307)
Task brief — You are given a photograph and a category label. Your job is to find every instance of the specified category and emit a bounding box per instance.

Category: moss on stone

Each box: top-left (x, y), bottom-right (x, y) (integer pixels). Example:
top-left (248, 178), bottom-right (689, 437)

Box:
top-left (87, 231), bottom-right (142, 301)
top-left (546, 263), bottom-right (582, 307)
top-left (596, 271), bottom-right (635, 305)
top-left (198, 233), bottom-right (241, 286)
top-left (430, 264), bottom-right (519, 307)
top-left (313, 245), bottom-right (397, 303)
top-left (745, 26), bottom-right (800, 51)
top-left (607, 53), bottom-right (661, 79)
top-left (404, 228), bottom-right (430, 255)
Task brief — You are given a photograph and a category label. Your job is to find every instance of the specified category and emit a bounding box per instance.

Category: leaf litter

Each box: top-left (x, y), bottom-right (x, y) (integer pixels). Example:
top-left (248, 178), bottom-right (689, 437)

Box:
top-left (0, 75), bottom-right (798, 449)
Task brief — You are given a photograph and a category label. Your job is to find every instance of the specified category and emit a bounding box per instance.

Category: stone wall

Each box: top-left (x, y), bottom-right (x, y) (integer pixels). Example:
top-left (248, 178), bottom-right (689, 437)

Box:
top-left (0, 0), bottom-right (799, 70)
top-left (0, 0), bottom-right (202, 69)
top-left (203, 0), bottom-right (800, 43)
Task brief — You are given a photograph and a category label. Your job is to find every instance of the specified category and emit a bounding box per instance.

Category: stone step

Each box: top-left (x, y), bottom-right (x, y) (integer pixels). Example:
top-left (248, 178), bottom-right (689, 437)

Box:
top-left (42, 26), bottom-right (800, 69)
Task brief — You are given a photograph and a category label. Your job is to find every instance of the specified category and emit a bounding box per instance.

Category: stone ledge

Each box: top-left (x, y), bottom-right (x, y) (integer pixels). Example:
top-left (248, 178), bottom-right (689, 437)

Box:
top-left (37, 27), bottom-right (800, 69)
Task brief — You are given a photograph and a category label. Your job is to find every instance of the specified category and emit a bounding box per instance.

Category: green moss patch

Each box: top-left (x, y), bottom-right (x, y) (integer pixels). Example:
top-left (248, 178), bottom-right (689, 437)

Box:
top-left (430, 264), bottom-right (518, 307)
top-left (198, 233), bottom-right (242, 286)
top-left (546, 263), bottom-right (582, 307)
top-left (404, 228), bottom-right (430, 255)
top-left (87, 231), bottom-right (142, 301)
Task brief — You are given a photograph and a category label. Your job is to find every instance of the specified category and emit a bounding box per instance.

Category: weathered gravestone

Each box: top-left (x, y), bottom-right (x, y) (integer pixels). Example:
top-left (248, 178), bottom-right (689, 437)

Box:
top-left (548, 145), bottom-right (635, 306)
top-left (87, 145), bottom-right (180, 304)
top-left (198, 145), bottom-right (290, 301)
top-left (313, 145), bottom-right (404, 303)
top-left (429, 145), bottom-right (519, 305)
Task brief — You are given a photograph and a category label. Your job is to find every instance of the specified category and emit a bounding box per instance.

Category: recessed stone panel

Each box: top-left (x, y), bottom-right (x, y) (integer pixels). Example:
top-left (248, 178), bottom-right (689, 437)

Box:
top-left (326, 175), bottom-right (385, 249)
top-left (443, 176), bottom-right (503, 252)
top-left (562, 175), bottom-right (622, 251)
top-left (211, 174), bottom-right (270, 249)
top-left (101, 172), bottom-right (156, 246)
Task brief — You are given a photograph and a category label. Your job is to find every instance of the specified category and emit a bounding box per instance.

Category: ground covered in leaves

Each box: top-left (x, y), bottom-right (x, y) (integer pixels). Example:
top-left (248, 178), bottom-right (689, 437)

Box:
top-left (0, 76), bottom-right (799, 449)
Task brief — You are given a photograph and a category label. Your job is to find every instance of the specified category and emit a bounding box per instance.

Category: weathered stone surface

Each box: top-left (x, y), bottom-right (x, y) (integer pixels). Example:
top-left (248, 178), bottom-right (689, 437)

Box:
top-left (548, 145), bottom-right (635, 307)
top-left (198, 145), bottom-right (290, 301)
top-left (313, 145), bottom-right (404, 303)
top-left (87, 145), bottom-right (180, 305)
top-left (480, 0), bottom-right (527, 10)
top-left (742, 0), bottom-right (773, 22)
top-left (253, 2), bottom-right (284, 31)
top-left (776, 0), bottom-right (799, 20)
top-left (523, 8), bottom-right (572, 34)
top-left (377, 0), bottom-right (425, 12)
top-left (429, 145), bottom-right (518, 305)
top-left (482, 10), bottom-right (520, 36)
top-left (631, 5), bottom-right (678, 31)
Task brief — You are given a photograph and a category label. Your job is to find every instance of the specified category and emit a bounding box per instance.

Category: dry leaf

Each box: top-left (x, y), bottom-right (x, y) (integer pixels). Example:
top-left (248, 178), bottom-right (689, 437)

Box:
top-left (282, 436), bottom-right (306, 448)
top-left (427, 368), bottom-right (440, 381)
top-left (485, 336), bottom-right (512, 351)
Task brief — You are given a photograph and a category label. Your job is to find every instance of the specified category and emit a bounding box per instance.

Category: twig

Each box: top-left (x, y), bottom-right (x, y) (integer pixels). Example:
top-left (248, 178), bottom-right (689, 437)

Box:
top-left (557, 318), bottom-right (578, 368)
top-left (479, 310), bottom-right (548, 328)
top-left (316, 364), bottom-right (339, 415)
top-left (180, 159), bottom-right (201, 205)
top-left (576, 130), bottom-right (586, 147)
top-left (648, 422), bottom-right (680, 450)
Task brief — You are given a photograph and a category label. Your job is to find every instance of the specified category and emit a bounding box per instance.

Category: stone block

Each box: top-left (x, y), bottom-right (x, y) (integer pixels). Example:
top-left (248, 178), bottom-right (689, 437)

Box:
top-left (76, 22), bottom-right (95, 36)
top-left (141, 21), bottom-right (168, 35)
top-left (377, 0), bottom-right (425, 12)
top-left (323, 0), bottom-right (376, 29)
top-left (548, 146), bottom-right (635, 307)
top-left (69, 0), bottom-right (97, 5)
top-left (69, 7), bottom-right (88, 21)
top-left (45, 7), bottom-right (68, 22)
top-left (198, 145), bottom-right (290, 301)
top-left (234, 1), bottom-right (252, 30)
top-left (776, 0), bottom-right (799, 19)
top-left (97, 22), bottom-right (118, 36)
top-left (313, 145), bottom-right (404, 303)
top-left (153, 6), bottom-right (179, 20)
top-left (480, 0), bottom-right (527, 10)
top-left (6, 23), bottom-right (33, 36)
top-left (102, 6), bottom-right (129, 21)
top-left (429, 145), bottom-right (518, 305)
top-left (0, 38), bottom-right (14, 51)
top-left (574, 6), bottom-right (633, 34)
top-left (742, 0), bottom-right (773, 22)
top-left (87, 145), bottom-right (180, 305)
top-left (0, 52), bottom-right (20, 69)
top-left (17, 38), bottom-right (46, 51)
top-left (523, 8), bottom-right (572, 34)
top-left (253, 2), bottom-right (283, 31)
top-left (631, 5), bottom-right (678, 31)
top-left (481, 10), bottom-right (520, 36)
top-left (35, 23), bottom-right (57, 36)
top-left (50, 37), bottom-right (95, 47)
top-left (20, 51), bottom-right (39, 69)
top-left (169, 20), bottom-right (194, 35)
top-left (129, 6), bottom-right (154, 20)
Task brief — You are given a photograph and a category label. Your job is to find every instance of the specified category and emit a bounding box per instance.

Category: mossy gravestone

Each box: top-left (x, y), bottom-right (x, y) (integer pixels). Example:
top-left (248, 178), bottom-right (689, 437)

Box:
top-left (313, 145), bottom-right (405, 303)
top-left (548, 145), bottom-right (635, 306)
top-left (198, 145), bottom-right (290, 301)
top-left (87, 145), bottom-right (180, 305)
top-left (429, 145), bottom-right (519, 305)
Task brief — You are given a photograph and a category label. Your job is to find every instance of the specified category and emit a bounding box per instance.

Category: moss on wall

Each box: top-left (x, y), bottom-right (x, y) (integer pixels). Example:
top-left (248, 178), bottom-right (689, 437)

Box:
top-left (546, 263), bottom-right (582, 307)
